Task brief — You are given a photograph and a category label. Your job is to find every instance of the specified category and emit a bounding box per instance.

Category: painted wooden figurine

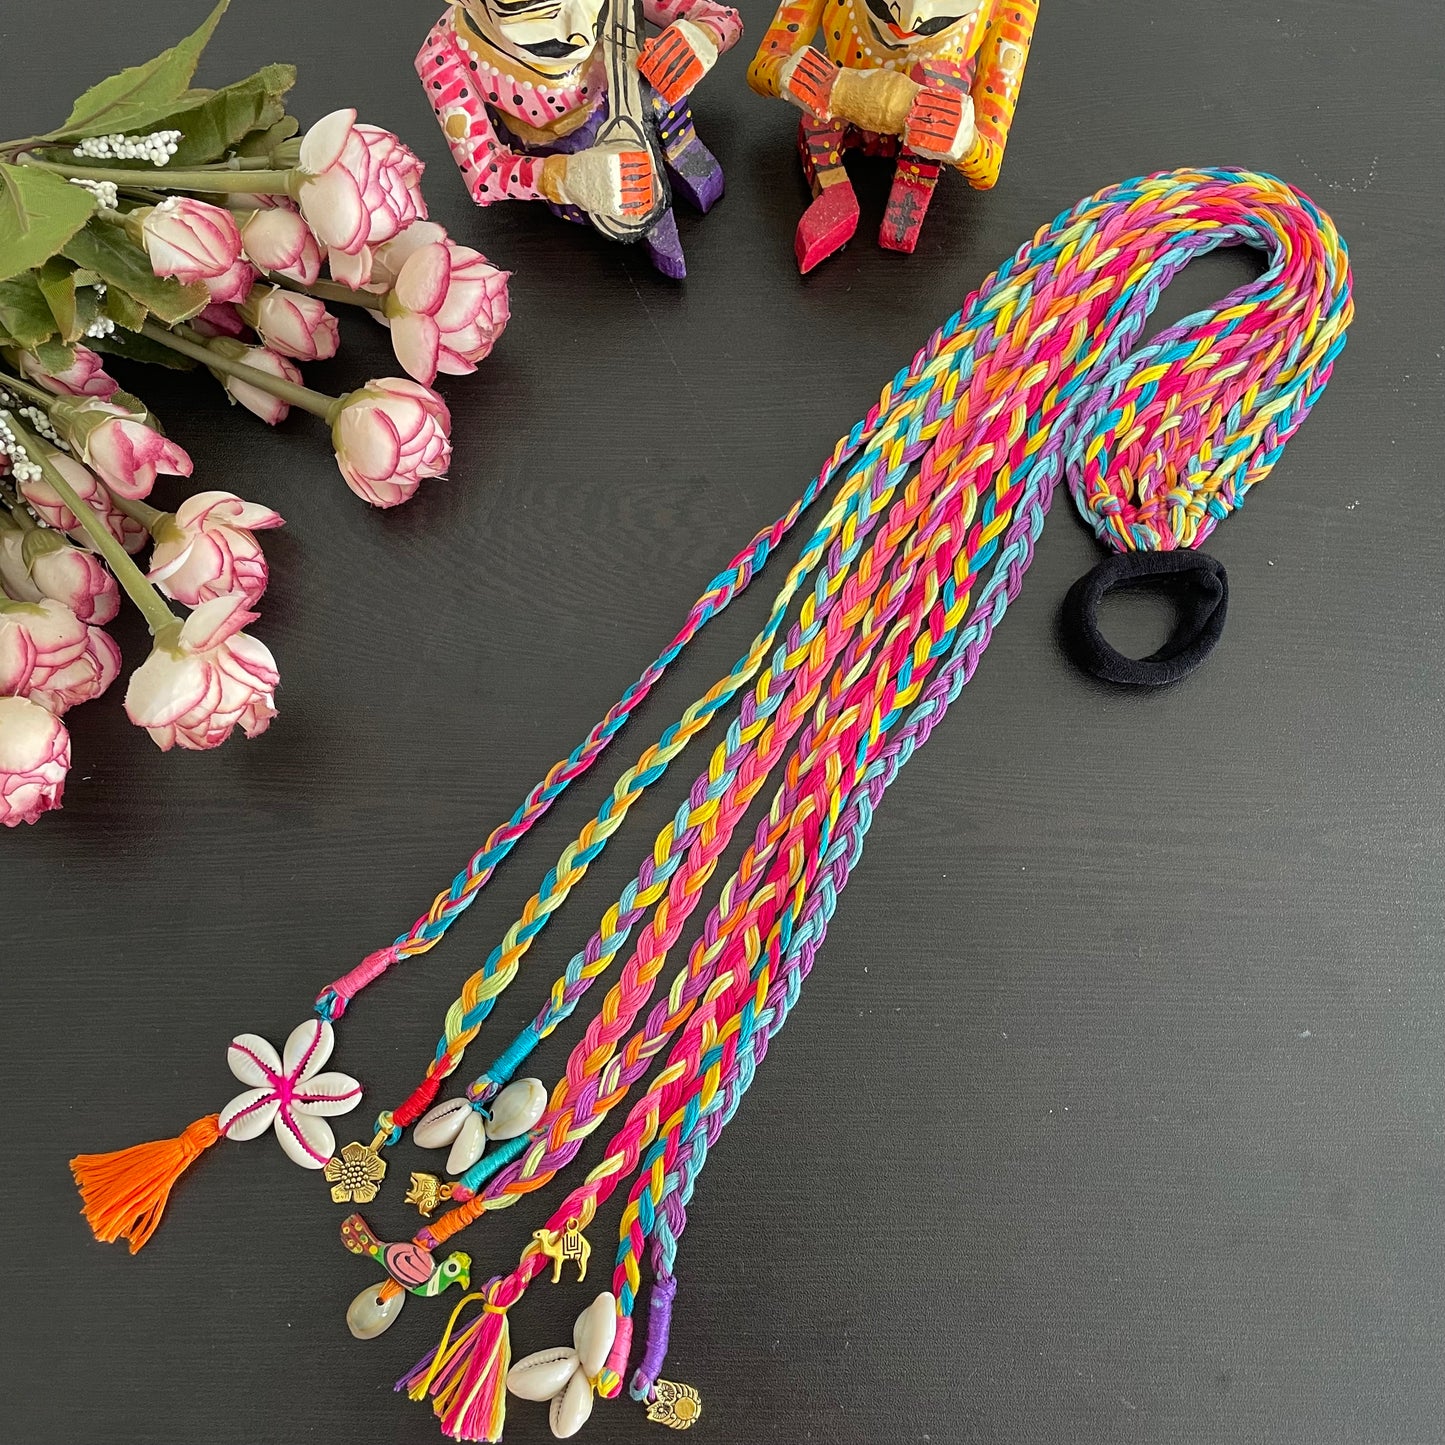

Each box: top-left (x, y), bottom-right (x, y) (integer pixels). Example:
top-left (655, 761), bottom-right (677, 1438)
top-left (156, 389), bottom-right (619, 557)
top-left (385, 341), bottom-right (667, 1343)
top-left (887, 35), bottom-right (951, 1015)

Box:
top-left (417, 0), bottom-right (743, 277)
top-left (747, 0), bottom-right (1038, 271)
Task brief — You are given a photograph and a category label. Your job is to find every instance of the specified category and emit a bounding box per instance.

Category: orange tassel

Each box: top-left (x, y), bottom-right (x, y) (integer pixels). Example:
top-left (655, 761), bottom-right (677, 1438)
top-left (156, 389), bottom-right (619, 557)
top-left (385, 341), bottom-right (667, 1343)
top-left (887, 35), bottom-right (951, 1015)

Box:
top-left (70, 1114), bottom-right (221, 1253)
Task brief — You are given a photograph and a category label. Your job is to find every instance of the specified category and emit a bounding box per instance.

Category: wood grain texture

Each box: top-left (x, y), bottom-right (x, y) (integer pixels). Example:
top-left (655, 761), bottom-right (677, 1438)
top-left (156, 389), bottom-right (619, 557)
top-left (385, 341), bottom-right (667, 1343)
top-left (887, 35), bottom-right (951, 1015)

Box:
top-left (2, 1), bottom-right (1442, 1442)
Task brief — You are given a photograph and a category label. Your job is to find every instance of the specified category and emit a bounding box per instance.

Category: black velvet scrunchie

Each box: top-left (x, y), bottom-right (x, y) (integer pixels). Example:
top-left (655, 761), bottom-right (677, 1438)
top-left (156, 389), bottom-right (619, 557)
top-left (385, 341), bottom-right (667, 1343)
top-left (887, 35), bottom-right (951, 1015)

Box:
top-left (1061, 549), bottom-right (1228, 686)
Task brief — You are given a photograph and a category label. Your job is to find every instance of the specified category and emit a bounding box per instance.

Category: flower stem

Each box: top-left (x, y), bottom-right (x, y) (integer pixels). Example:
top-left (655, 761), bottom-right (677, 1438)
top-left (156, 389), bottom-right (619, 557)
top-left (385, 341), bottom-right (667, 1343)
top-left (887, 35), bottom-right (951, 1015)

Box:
top-left (107, 491), bottom-right (166, 529)
top-left (2, 410), bottom-right (178, 637)
top-left (17, 155), bottom-right (299, 197)
top-left (0, 369), bottom-right (57, 410)
top-left (140, 323), bottom-right (339, 421)
top-left (271, 273), bottom-right (386, 312)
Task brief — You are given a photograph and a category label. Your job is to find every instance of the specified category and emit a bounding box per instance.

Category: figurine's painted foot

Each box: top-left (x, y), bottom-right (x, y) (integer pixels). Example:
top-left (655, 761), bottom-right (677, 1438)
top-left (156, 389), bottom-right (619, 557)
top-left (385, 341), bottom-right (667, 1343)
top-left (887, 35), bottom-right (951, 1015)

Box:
top-left (644, 210), bottom-right (687, 279)
top-left (795, 182), bottom-right (859, 274)
top-left (665, 139), bottom-right (725, 214)
top-left (879, 154), bottom-right (941, 254)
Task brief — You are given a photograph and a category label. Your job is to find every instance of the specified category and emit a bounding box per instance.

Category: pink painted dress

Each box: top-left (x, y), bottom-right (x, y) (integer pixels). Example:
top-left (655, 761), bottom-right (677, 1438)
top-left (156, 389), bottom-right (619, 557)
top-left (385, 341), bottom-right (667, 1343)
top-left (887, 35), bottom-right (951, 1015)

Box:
top-left (416, 3), bottom-right (742, 277)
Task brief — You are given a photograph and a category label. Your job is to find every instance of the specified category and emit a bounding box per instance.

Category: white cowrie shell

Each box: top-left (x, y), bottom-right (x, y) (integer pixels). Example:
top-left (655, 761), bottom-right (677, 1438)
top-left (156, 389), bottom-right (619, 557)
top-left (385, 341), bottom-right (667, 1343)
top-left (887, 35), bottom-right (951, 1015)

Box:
top-left (485, 1077), bottom-right (547, 1141)
top-left (507, 1346), bottom-right (579, 1402)
top-left (446, 1108), bottom-right (487, 1176)
top-left (346, 1284), bottom-right (405, 1339)
top-left (414, 1097), bottom-right (472, 1149)
top-left (573, 1291), bottom-right (617, 1379)
top-left (549, 1367), bottom-right (594, 1439)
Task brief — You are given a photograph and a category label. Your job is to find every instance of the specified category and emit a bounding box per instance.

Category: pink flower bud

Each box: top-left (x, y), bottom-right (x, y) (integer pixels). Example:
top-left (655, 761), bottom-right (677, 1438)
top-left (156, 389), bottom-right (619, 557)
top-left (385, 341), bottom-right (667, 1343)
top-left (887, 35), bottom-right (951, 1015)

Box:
top-left (0, 596), bottom-right (89, 700)
top-left (328, 245), bottom-right (373, 290)
top-left (238, 286), bottom-right (340, 362)
top-left (0, 694), bottom-right (69, 826)
top-left (190, 302), bottom-right (251, 340)
top-left (20, 531), bottom-right (120, 625)
top-left (17, 449), bottom-right (106, 532)
top-left (331, 377), bottom-right (451, 508)
top-left (148, 490), bottom-right (284, 607)
top-left (207, 341), bottom-right (304, 426)
top-left (18, 453), bottom-right (148, 555)
top-left (383, 232), bottom-right (510, 385)
top-left (125, 592), bottom-right (278, 751)
top-left (204, 256), bottom-right (259, 306)
top-left (49, 396), bottom-right (194, 501)
top-left (0, 525), bottom-right (44, 602)
top-left (15, 344), bottom-right (119, 399)
top-left (138, 198), bottom-right (244, 285)
top-left (295, 109), bottom-right (426, 258)
top-left (28, 622), bottom-right (120, 714)
top-left (241, 203), bottom-right (325, 285)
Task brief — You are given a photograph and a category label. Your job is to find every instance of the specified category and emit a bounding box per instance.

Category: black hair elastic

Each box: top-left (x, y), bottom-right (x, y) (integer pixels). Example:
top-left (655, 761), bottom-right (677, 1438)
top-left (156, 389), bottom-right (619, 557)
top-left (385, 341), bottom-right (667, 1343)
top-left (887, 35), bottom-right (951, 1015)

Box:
top-left (1061, 549), bottom-right (1228, 687)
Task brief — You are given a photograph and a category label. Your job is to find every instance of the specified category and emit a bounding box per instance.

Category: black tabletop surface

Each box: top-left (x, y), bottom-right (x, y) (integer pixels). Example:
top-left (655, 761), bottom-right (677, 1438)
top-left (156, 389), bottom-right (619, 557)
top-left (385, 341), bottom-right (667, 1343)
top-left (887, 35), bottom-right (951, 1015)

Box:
top-left (2, 2), bottom-right (1442, 1442)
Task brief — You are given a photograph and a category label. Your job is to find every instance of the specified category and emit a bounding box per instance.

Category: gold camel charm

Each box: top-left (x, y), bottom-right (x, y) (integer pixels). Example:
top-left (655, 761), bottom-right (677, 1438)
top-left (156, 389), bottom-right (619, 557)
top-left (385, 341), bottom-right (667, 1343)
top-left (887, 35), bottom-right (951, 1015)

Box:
top-left (533, 1216), bottom-right (590, 1283)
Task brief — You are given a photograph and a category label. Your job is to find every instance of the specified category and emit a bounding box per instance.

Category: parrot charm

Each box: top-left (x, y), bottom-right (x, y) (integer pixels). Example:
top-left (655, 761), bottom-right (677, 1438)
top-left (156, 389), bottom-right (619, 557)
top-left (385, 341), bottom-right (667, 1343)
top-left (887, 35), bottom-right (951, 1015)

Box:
top-left (340, 1213), bottom-right (471, 1297)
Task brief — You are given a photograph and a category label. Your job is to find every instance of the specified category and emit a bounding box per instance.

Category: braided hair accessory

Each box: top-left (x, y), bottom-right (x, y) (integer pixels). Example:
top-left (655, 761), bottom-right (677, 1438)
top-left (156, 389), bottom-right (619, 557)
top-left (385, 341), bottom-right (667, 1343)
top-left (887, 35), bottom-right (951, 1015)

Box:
top-left (388, 167), bottom-right (1351, 1440)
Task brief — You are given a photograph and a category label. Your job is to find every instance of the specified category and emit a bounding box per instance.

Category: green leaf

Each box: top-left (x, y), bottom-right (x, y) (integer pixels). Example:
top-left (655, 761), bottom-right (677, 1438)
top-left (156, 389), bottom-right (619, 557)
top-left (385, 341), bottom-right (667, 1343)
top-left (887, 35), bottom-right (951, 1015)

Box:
top-left (234, 113), bottom-right (300, 159)
top-left (46, 0), bottom-right (231, 142)
top-left (160, 64), bottom-right (295, 168)
top-left (35, 256), bottom-right (79, 342)
top-left (32, 336), bottom-right (78, 373)
top-left (92, 326), bottom-right (197, 370)
top-left (0, 272), bottom-right (59, 349)
top-left (0, 164), bottom-right (97, 285)
top-left (62, 220), bottom-right (208, 326)
top-left (103, 285), bottom-right (149, 332)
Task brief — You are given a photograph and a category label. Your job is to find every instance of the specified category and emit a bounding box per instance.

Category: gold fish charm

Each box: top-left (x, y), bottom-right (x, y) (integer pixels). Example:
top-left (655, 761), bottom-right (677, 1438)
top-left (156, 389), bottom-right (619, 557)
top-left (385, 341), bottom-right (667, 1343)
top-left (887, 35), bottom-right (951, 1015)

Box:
top-left (532, 1215), bottom-right (590, 1283)
top-left (647, 1379), bottom-right (702, 1429)
top-left (404, 1170), bottom-right (456, 1217)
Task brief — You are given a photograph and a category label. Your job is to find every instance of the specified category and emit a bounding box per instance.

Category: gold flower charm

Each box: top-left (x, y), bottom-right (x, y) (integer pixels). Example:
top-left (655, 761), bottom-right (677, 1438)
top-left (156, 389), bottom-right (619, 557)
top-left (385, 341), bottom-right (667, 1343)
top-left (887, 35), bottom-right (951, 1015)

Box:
top-left (323, 1141), bottom-right (387, 1203)
top-left (646, 1379), bottom-right (702, 1429)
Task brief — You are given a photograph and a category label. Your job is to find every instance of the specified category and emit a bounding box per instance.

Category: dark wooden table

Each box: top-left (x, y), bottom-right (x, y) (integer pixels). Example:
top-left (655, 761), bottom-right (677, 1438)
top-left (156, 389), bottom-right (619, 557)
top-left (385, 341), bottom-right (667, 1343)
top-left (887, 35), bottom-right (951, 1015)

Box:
top-left (3, 2), bottom-right (1441, 1442)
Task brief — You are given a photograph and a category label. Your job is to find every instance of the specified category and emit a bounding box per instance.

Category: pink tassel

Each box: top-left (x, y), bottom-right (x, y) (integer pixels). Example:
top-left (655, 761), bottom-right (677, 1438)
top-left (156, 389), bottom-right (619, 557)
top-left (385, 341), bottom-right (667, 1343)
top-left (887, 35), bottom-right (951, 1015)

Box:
top-left (398, 1286), bottom-right (511, 1443)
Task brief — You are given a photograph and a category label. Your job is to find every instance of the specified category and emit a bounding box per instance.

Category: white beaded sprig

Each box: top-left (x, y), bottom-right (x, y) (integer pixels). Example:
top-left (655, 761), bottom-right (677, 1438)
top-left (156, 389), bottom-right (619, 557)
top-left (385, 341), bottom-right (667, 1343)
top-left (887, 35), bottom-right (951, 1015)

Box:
top-left (0, 411), bottom-right (44, 485)
top-left (72, 129), bottom-right (181, 166)
top-left (68, 176), bottom-right (119, 209)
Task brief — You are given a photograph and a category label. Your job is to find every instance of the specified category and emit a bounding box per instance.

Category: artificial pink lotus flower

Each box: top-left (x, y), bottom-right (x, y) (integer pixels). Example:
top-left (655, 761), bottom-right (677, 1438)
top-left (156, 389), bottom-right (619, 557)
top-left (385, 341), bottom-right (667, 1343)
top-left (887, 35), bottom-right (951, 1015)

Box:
top-left (15, 344), bottom-right (119, 399)
top-left (206, 340), bottom-right (304, 425)
top-left (331, 377), bottom-right (451, 507)
top-left (49, 395), bottom-right (194, 500)
top-left (0, 596), bottom-right (89, 700)
top-left (383, 235), bottom-right (510, 384)
top-left (0, 694), bottom-right (70, 826)
top-left (241, 202), bottom-right (324, 285)
top-left (204, 256), bottom-right (258, 306)
top-left (238, 286), bottom-right (339, 362)
top-left (294, 109), bottom-right (426, 260)
top-left (23, 533), bottom-right (120, 625)
top-left (137, 198), bottom-right (244, 285)
top-left (148, 491), bottom-right (283, 607)
top-left (125, 592), bottom-right (278, 751)
top-left (27, 623), bottom-right (120, 715)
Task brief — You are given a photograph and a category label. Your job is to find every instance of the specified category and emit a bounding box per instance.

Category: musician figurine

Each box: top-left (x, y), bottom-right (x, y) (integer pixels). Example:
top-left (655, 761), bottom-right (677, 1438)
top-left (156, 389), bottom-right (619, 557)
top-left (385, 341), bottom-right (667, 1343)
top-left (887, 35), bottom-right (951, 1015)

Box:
top-left (416, 0), bottom-right (742, 278)
top-left (747, 0), bottom-right (1038, 272)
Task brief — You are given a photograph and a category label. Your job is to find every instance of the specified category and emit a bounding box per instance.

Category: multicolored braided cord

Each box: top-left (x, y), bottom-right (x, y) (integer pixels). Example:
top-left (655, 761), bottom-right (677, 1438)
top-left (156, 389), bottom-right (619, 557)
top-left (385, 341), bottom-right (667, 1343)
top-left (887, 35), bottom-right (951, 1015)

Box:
top-left (394, 168), bottom-right (1352, 1441)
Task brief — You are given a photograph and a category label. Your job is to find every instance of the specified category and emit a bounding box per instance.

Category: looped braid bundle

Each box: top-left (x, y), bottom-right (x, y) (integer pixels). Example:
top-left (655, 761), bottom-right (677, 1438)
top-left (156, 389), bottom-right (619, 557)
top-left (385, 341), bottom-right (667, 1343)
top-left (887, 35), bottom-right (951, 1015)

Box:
top-left (72, 167), bottom-right (1352, 1439)
top-left (385, 168), bottom-right (1352, 1439)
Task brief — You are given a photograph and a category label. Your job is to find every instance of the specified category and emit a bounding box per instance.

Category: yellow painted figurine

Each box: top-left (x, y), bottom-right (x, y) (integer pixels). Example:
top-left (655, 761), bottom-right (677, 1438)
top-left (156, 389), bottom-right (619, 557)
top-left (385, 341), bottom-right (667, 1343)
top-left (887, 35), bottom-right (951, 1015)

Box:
top-left (748, 0), bottom-right (1038, 270)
